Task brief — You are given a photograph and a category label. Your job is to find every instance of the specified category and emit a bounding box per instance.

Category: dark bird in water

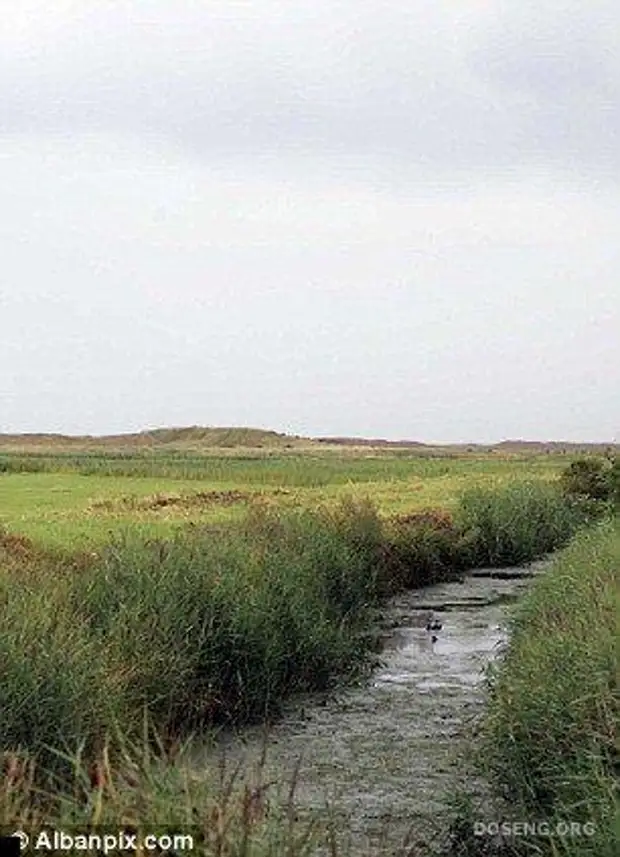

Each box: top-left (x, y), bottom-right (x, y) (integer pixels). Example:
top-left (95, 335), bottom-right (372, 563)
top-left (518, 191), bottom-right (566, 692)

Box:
top-left (431, 634), bottom-right (438, 644)
top-left (425, 619), bottom-right (443, 632)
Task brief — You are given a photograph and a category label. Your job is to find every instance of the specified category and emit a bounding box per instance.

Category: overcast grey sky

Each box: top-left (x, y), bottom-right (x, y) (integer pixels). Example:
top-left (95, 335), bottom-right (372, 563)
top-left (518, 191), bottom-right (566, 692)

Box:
top-left (1, 0), bottom-right (618, 443)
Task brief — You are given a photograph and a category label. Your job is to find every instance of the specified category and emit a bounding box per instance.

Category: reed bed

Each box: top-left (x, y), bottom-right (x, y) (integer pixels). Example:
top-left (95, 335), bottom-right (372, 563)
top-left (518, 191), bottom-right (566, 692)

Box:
top-left (1, 478), bottom-right (596, 854)
top-left (451, 520), bottom-right (619, 857)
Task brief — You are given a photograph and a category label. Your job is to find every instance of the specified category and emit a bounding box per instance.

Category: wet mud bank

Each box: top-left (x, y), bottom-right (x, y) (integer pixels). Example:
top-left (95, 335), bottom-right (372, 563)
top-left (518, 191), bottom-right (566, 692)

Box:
top-left (193, 560), bottom-right (549, 854)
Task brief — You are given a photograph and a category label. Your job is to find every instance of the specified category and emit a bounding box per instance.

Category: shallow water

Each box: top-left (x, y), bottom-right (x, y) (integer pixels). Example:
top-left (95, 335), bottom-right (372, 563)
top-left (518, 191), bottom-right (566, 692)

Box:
top-left (191, 561), bottom-right (548, 854)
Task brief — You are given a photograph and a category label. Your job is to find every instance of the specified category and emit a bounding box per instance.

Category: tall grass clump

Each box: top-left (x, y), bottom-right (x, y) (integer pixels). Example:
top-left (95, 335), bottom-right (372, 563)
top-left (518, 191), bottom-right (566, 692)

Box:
top-left (479, 520), bottom-right (619, 856)
top-left (1, 500), bottom-right (387, 778)
top-left (0, 567), bottom-right (124, 774)
top-left (2, 732), bottom-right (331, 857)
top-left (456, 481), bottom-right (583, 567)
top-left (381, 510), bottom-right (474, 591)
top-left (73, 500), bottom-right (384, 731)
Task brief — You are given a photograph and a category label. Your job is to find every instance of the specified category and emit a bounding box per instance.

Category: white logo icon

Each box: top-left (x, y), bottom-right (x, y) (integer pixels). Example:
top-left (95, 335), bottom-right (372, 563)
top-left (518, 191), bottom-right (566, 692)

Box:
top-left (11, 831), bottom-right (29, 851)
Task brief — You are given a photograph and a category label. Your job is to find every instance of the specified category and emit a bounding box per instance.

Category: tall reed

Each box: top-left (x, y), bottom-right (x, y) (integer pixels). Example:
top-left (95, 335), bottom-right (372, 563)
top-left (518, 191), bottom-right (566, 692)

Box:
top-left (2, 501), bottom-right (386, 775)
top-left (477, 520), bottom-right (619, 856)
top-left (456, 481), bottom-right (582, 567)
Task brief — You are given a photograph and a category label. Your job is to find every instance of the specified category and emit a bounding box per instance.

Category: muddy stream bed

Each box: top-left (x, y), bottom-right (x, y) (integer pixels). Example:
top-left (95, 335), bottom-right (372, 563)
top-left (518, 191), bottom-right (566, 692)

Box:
top-left (192, 561), bottom-right (547, 853)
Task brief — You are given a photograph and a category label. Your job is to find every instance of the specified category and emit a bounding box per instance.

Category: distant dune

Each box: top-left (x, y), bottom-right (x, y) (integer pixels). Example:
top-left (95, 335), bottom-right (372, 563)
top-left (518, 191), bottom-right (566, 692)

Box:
top-left (0, 426), bottom-right (303, 452)
top-left (315, 436), bottom-right (429, 448)
top-left (0, 427), bottom-right (617, 455)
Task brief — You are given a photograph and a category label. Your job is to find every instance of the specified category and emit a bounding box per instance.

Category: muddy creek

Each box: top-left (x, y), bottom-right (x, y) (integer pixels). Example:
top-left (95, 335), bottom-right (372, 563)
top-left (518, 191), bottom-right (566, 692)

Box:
top-left (192, 561), bottom-right (546, 854)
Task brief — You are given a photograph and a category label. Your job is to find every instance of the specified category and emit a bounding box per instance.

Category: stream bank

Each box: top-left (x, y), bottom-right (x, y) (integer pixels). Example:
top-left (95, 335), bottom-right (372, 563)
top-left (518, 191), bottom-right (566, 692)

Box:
top-left (191, 560), bottom-right (548, 855)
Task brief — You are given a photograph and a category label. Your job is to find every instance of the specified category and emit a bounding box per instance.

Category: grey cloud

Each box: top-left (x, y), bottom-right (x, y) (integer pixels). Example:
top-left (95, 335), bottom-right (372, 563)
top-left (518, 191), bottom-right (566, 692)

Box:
top-left (1, 2), bottom-right (619, 441)
top-left (0, 1), bottom-right (617, 170)
top-left (468, 2), bottom-right (619, 170)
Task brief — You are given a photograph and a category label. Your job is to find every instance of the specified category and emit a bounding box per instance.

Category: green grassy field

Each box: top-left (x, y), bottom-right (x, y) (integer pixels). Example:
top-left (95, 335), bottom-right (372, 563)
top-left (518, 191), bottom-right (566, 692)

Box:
top-left (1, 434), bottom-right (615, 856)
top-left (0, 448), bottom-right (568, 549)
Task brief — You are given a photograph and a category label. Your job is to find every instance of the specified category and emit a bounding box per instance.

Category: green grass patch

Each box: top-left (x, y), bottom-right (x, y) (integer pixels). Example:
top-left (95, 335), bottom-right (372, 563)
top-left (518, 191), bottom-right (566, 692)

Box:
top-left (0, 452), bottom-right (568, 549)
top-left (475, 520), bottom-right (619, 856)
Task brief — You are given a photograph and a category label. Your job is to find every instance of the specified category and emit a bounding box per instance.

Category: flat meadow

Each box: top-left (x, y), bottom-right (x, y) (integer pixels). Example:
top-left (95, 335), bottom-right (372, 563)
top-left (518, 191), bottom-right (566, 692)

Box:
top-left (0, 441), bottom-right (568, 549)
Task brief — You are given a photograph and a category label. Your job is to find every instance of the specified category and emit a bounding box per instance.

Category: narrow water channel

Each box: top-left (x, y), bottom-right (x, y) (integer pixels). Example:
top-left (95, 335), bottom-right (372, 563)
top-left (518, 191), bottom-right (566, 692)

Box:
top-left (192, 561), bottom-right (547, 854)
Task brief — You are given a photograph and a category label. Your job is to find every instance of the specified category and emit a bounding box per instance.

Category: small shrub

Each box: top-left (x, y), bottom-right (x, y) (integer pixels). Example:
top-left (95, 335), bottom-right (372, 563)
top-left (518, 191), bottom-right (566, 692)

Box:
top-left (560, 456), bottom-right (614, 501)
top-left (609, 457), bottom-right (620, 504)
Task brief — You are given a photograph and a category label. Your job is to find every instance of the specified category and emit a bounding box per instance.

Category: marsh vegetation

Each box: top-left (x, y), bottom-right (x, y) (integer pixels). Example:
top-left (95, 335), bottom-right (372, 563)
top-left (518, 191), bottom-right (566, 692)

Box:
top-left (0, 438), bottom-right (617, 854)
top-left (451, 520), bottom-right (618, 857)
